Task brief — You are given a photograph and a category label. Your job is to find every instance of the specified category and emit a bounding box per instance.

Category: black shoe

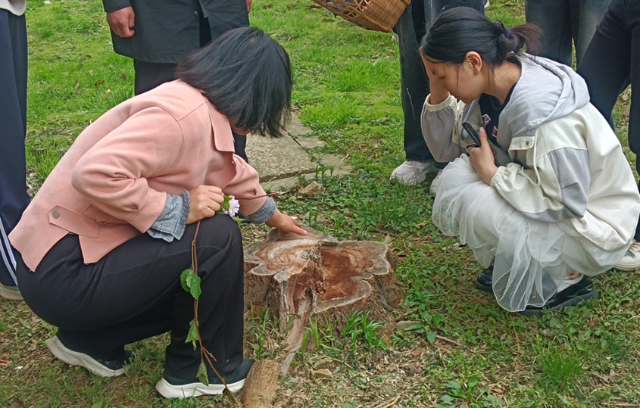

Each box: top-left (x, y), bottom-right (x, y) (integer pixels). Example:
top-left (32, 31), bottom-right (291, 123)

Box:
top-left (519, 277), bottom-right (598, 316)
top-left (45, 336), bottom-right (135, 377)
top-left (474, 267), bottom-right (493, 292)
top-left (156, 358), bottom-right (254, 399)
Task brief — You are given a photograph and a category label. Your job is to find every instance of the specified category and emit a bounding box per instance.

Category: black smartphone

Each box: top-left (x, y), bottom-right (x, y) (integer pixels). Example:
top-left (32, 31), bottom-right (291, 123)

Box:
top-left (462, 122), bottom-right (481, 147)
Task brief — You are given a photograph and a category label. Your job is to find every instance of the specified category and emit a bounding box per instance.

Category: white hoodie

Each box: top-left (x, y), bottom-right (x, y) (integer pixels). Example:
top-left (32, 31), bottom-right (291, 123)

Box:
top-left (421, 54), bottom-right (640, 251)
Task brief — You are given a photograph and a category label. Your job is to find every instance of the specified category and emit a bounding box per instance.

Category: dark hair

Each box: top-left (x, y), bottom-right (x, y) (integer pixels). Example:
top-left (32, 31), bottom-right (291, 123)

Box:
top-left (420, 7), bottom-right (541, 67)
top-left (175, 27), bottom-right (292, 138)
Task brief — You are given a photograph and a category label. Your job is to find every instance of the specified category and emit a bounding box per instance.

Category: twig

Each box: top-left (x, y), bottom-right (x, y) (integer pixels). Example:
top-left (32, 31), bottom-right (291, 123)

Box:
top-left (396, 307), bottom-right (419, 320)
top-left (590, 371), bottom-right (609, 384)
top-left (338, 153), bottom-right (349, 166)
top-left (436, 335), bottom-right (462, 347)
top-left (373, 397), bottom-right (399, 408)
top-left (602, 404), bottom-right (639, 407)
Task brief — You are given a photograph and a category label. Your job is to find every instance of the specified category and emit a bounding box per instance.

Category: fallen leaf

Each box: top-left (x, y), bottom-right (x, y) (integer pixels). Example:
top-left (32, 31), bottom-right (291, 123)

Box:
top-left (74, 81), bottom-right (79, 89)
top-left (94, 79), bottom-right (104, 87)
top-left (105, 89), bottom-right (111, 94)
top-left (80, 54), bottom-right (92, 62)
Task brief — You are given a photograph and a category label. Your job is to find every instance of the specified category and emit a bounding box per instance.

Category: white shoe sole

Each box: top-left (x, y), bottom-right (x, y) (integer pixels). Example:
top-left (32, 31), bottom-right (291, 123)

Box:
top-left (155, 377), bottom-right (245, 399)
top-left (45, 336), bottom-right (126, 377)
top-left (0, 284), bottom-right (23, 301)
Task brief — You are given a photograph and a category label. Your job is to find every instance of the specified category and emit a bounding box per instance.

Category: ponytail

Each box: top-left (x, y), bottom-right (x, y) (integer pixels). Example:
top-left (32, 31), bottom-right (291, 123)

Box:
top-left (420, 7), bottom-right (541, 66)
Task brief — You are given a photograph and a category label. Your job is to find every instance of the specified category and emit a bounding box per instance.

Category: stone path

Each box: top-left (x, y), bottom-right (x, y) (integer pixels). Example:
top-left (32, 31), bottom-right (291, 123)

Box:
top-left (246, 116), bottom-right (352, 191)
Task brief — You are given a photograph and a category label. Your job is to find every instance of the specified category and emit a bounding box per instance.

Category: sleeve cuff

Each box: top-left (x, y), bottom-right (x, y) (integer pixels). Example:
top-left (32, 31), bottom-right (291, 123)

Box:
top-left (147, 190), bottom-right (190, 242)
top-left (244, 197), bottom-right (276, 224)
top-left (423, 94), bottom-right (457, 112)
top-left (103, 0), bottom-right (132, 12)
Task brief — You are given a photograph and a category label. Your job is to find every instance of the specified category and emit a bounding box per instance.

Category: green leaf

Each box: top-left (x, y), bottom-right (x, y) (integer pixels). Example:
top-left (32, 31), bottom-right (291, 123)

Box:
top-left (224, 195), bottom-right (232, 203)
top-left (186, 272), bottom-right (202, 300)
top-left (445, 380), bottom-right (461, 389)
top-left (222, 200), bottom-right (230, 211)
top-left (342, 403), bottom-right (355, 408)
top-left (197, 361), bottom-right (209, 386)
top-left (180, 269), bottom-right (193, 292)
top-left (186, 319), bottom-right (199, 350)
top-left (468, 375), bottom-right (479, 389)
top-left (427, 331), bottom-right (437, 344)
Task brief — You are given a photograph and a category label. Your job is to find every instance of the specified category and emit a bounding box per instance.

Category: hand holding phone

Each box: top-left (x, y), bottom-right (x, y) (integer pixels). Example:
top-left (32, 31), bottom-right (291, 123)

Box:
top-left (462, 122), bottom-right (481, 147)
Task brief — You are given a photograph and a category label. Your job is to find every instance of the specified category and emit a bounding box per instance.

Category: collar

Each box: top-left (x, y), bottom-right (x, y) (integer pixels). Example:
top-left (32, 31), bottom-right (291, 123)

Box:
top-left (207, 100), bottom-right (236, 153)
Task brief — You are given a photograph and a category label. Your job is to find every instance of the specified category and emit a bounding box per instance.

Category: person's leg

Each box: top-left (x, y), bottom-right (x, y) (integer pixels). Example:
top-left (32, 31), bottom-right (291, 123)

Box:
top-left (392, 0), bottom-right (485, 184)
top-left (0, 10), bottom-right (28, 296)
top-left (629, 0), bottom-right (640, 245)
top-left (133, 60), bottom-right (177, 95)
top-left (395, 4), bottom-right (433, 166)
top-left (577, 0), bottom-right (630, 125)
top-left (526, 0), bottom-right (574, 66)
top-left (573, 0), bottom-right (611, 66)
top-left (16, 215), bottom-right (245, 380)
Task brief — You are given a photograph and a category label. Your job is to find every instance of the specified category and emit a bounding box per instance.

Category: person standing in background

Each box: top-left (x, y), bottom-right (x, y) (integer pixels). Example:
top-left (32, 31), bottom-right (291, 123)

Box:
top-left (577, 0), bottom-right (640, 271)
top-left (0, 0), bottom-right (29, 301)
top-left (525, 0), bottom-right (611, 67)
top-left (102, 0), bottom-right (252, 161)
top-left (390, 0), bottom-right (486, 185)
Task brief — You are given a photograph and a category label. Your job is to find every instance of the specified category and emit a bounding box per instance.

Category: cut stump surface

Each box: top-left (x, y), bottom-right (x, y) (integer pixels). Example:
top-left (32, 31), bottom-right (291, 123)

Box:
top-left (243, 226), bottom-right (404, 374)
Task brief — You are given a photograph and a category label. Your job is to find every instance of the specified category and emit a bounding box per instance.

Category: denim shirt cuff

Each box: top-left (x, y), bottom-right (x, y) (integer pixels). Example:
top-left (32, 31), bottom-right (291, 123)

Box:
top-left (244, 197), bottom-right (276, 224)
top-left (147, 190), bottom-right (190, 242)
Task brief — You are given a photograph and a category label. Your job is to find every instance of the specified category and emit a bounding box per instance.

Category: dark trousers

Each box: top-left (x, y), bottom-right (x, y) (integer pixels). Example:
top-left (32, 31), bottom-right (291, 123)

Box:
top-left (525, 0), bottom-right (611, 67)
top-left (577, 0), bottom-right (640, 240)
top-left (0, 10), bottom-right (29, 287)
top-left (16, 215), bottom-right (245, 379)
top-left (395, 0), bottom-right (485, 163)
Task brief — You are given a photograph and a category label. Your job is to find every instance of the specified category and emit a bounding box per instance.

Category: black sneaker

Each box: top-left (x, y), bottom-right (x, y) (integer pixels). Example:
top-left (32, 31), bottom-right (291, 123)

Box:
top-left (519, 276), bottom-right (598, 316)
top-left (45, 336), bottom-right (134, 377)
top-left (155, 358), bottom-right (254, 399)
top-left (474, 267), bottom-right (493, 292)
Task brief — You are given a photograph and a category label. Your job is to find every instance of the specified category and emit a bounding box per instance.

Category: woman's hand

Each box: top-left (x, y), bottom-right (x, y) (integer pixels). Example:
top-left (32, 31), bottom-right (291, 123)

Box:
top-left (420, 49), bottom-right (450, 105)
top-left (468, 128), bottom-right (498, 185)
top-left (187, 185), bottom-right (225, 224)
top-left (265, 210), bottom-right (308, 236)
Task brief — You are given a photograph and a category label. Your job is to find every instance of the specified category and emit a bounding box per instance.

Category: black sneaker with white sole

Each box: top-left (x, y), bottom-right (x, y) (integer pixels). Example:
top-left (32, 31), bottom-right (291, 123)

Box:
top-left (45, 336), bottom-right (134, 377)
top-left (156, 358), bottom-right (254, 399)
top-left (519, 276), bottom-right (599, 316)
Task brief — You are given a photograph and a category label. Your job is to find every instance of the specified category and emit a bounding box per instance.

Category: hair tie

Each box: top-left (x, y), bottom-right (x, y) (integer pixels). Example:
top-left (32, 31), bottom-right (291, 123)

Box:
top-left (505, 28), bottom-right (511, 39)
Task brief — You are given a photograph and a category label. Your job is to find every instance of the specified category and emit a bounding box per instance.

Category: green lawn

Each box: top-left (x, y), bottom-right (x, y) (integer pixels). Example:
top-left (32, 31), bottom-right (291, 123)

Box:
top-left (2, 0), bottom-right (639, 407)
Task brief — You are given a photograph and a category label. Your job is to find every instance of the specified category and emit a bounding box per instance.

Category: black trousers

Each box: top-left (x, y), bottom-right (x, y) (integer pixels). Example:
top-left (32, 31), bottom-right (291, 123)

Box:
top-left (16, 215), bottom-right (245, 379)
top-left (394, 0), bottom-right (485, 163)
top-left (0, 10), bottom-right (29, 287)
top-left (577, 0), bottom-right (640, 239)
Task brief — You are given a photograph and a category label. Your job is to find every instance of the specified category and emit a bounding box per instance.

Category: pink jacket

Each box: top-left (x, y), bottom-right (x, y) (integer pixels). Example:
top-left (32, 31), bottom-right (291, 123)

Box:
top-left (10, 80), bottom-right (267, 271)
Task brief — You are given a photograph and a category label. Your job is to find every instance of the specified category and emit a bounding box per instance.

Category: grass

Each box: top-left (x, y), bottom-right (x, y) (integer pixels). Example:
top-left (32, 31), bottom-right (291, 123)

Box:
top-left (2, 0), bottom-right (640, 407)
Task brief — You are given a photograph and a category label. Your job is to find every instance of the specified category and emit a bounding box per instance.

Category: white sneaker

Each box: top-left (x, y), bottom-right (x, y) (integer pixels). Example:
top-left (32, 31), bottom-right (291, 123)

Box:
top-left (0, 283), bottom-right (23, 301)
top-left (45, 336), bottom-right (133, 377)
top-left (390, 161), bottom-right (437, 185)
top-left (614, 240), bottom-right (640, 271)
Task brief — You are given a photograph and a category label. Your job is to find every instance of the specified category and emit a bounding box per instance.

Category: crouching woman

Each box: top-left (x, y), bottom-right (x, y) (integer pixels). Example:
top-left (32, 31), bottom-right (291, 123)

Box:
top-left (9, 27), bottom-right (306, 398)
top-left (420, 8), bottom-right (640, 315)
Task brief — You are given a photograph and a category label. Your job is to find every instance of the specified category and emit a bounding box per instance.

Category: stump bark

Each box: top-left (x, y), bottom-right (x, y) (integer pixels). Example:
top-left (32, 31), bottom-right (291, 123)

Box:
top-left (243, 226), bottom-right (404, 375)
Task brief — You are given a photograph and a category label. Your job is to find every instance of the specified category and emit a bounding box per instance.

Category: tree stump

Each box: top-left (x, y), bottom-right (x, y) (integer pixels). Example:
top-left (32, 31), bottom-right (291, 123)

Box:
top-left (243, 226), bottom-right (404, 374)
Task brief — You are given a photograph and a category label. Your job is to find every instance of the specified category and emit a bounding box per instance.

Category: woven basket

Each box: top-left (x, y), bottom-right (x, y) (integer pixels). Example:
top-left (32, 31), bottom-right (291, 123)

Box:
top-left (312, 0), bottom-right (411, 33)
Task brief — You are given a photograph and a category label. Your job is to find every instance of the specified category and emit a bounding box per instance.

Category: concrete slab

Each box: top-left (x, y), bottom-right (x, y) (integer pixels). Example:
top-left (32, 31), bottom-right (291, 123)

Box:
top-left (246, 116), bottom-right (352, 191)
